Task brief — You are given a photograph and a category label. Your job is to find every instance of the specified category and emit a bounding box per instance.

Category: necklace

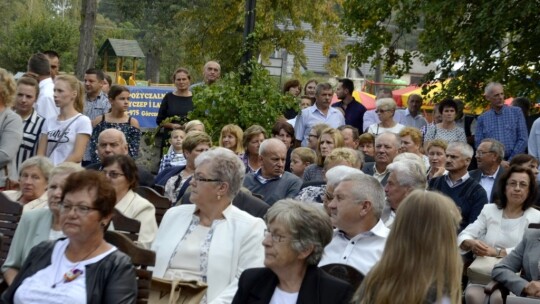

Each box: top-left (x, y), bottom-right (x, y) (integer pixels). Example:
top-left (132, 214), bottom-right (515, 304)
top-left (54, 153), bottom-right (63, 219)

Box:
top-left (51, 242), bottom-right (103, 288)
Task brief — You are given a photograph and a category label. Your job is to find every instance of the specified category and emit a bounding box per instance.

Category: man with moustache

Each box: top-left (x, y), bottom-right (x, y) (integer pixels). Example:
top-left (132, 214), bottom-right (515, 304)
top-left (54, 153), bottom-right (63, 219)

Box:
top-left (295, 83), bottom-right (345, 147)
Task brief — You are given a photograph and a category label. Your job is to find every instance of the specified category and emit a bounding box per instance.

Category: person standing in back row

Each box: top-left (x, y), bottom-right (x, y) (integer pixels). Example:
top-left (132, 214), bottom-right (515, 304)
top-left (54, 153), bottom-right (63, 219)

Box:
top-left (475, 82), bottom-right (527, 162)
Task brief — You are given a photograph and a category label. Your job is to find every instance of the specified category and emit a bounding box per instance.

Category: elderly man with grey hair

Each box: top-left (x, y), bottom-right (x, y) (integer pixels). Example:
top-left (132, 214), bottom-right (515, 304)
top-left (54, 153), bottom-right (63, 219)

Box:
top-left (382, 160), bottom-right (427, 227)
top-left (362, 132), bottom-right (401, 186)
top-left (86, 128), bottom-right (155, 187)
top-left (469, 138), bottom-right (505, 203)
top-left (243, 138), bottom-right (302, 205)
top-left (319, 172), bottom-right (390, 275)
top-left (428, 141), bottom-right (488, 232)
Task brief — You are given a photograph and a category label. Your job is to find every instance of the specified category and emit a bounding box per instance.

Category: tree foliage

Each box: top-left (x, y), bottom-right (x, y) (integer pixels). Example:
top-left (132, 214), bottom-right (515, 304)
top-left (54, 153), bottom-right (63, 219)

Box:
top-left (341, 0), bottom-right (540, 106)
top-left (188, 62), bottom-right (297, 141)
top-left (0, 16), bottom-right (79, 73)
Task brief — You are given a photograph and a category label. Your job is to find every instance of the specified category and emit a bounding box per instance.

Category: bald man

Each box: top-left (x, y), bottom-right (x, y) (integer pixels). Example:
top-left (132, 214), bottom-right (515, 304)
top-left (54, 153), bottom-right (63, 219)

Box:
top-left (190, 60), bottom-right (221, 90)
top-left (86, 129), bottom-right (154, 187)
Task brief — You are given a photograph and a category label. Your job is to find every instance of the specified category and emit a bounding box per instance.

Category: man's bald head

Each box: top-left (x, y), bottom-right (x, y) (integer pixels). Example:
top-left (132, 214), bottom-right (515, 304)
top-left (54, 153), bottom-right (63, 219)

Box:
top-left (97, 129), bottom-right (128, 161)
top-left (203, 61), bottom-right (221, 84)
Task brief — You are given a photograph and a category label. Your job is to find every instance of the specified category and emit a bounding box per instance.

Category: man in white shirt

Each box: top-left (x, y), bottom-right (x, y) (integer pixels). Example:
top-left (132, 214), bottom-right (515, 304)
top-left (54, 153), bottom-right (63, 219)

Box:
top-left (319, 172), bottom-right (390, 275)
top-left (398, 94), bottom-right (427, 130)
top-left (27, 53), bottom-right (59, 119)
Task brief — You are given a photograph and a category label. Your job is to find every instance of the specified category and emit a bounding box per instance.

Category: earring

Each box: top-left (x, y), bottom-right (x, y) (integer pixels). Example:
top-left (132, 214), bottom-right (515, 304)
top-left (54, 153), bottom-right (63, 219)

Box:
top-left (217, 195), bottom-right (221, 200)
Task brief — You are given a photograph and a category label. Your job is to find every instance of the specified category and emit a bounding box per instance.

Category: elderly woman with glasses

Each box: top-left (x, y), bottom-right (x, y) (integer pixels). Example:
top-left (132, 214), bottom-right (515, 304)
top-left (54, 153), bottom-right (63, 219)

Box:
top-left (232, 199), bottom-right (352, 303)
top-left (101, 154), bottom-right (158, 248)
top-left (2, 170), bottom-right (137, 303)
top-left (2, 162), bottom-right (83, 285)
top-left (151, 147), bottom-right (265, 303)
top-left (3, 156), bottom-right (53, 212)
top-left (367, 98), bottom-right (405, 135)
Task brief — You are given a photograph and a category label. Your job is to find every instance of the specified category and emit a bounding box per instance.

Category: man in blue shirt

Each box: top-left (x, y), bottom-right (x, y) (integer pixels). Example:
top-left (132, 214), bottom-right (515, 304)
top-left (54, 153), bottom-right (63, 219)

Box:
top-left (475, 82), bottom-right (528, 161)
top-left (332, 78), bottom-right (366, 133)
top-left (295, 83), bottom-right (345, 146)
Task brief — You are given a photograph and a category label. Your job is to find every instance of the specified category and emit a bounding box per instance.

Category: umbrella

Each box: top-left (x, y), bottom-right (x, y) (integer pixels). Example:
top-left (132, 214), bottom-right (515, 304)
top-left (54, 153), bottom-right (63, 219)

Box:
top-left (331, 91), bottom-right (377, 110)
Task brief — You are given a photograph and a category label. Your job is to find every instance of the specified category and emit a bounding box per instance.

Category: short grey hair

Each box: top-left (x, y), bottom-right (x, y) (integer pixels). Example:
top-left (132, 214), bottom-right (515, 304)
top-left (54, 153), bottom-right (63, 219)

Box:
top-left (340, 173), bottom-right (385, 219)
top-left (98, 128), bottom-right (128, 145)
top-left (259, 138), bottom-right (286, 156)
top-left (19, 156), bottom-right (53, 180)
top-left (481, 138), bottom-right (505, 162)
top-left (375, 132), bottom-right (401, 149)
top-left (325, 165), bottom-right (364, 188)
top-left (448, 141), bottom-right (474, 159)
top-left (393, 152), bottom-right (427, 174)
top-left (265, 199), bottom-right (333, 266)
top-left (195, 147), bottom-right (245, 198)
top-left (484, 82), bottom-right (503, 95)
top-left (315, 82), bottom-right (333, 96)
top-left (375, 98), bottom-right (397, 110)
top-left (387, 160), bottom-right (427, 190)
top-left (49, 162), bottom-right (84, 180)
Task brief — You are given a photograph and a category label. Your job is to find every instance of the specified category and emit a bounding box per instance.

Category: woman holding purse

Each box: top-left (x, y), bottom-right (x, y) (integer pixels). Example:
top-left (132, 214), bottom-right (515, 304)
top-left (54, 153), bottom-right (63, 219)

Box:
top-left (460, 165), bottom-right (540, 303)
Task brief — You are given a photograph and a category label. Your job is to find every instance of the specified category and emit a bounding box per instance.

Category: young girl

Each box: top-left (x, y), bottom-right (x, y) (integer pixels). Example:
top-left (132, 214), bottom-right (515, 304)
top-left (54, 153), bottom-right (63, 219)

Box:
top-left (158, 128), bottom-right (186, 173)
top-left (89, 85), bottom-right (141, 163)
top-left (37, 75), bottom-right (92, 165)
top-left (290, 147), bottom-right (316, 178)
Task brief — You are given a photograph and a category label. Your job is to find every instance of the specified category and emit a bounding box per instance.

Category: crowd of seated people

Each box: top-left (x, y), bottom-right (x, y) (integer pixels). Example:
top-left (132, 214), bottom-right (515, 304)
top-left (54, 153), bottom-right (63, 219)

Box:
top-left (4, 57), bottom-right (540, 304)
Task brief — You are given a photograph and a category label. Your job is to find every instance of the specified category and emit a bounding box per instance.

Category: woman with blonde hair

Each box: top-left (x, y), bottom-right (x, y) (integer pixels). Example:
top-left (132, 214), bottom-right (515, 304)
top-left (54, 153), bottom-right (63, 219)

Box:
top-left (240, 124), bottom-right (267, 173)
top-left (399, 126), bottom-right (429, 169)
top-left (37, 74), bottom-right (92, 165)
top-left (355, 190), bottom-right (463, 304)
top-left (303, 127), bottom-right (344, 182)
top-left (367, 98), bottom-right (405, 135)
top-left (219, 124), bottom-right (244, 154)
top-left (0, 68), bottom-right (23, 189)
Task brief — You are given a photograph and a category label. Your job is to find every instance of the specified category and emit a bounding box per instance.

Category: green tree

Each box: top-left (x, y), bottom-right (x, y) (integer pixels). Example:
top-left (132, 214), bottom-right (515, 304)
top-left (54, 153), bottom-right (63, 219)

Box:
top-left (341, 0), bottom-right (540, 106)
top-left (188, 62), bottom-right (297, 141)
top-left (0, 16), bottom-right (79, 73)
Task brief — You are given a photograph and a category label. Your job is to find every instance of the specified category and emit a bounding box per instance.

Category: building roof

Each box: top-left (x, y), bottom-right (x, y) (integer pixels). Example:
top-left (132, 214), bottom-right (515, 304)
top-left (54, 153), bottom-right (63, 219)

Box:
top-left (98, 39), bottom-right (145, 58)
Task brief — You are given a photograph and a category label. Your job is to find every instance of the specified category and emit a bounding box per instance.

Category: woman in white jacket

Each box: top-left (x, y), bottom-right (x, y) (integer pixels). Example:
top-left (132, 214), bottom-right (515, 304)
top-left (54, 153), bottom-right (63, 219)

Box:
top-left (151, 148), bottom-right (265, 304)
top-left (459, 165), bottom-right (540, 303)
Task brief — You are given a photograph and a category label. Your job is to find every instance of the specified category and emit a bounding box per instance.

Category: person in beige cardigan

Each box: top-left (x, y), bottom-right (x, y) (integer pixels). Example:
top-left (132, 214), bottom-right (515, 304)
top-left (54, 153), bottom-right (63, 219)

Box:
top-left (101, 154), bottom-right (157, 248)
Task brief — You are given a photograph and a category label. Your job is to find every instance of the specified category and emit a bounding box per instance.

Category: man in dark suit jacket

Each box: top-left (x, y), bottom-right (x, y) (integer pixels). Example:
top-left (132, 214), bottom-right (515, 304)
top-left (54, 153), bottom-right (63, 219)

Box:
top-left (361, 132), bottom-right (400, 186)
top-left (232, 265), bottom-right (352, 304)
top-left (469, 138), bottom-right (505, 203)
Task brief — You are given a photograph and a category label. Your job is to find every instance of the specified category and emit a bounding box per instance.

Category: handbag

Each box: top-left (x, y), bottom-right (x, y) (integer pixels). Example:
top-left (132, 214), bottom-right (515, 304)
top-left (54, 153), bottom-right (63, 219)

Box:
top-left (149, 277), bottom-right (208, 304)
top-left (1, 166), bottom-right (18, 191)
top-left (467, 256), bottom-right (502, 285)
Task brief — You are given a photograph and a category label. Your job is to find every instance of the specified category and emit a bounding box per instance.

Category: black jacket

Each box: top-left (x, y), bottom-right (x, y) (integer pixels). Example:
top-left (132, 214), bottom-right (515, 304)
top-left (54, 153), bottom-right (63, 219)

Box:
top-left (232, 266), bottom-right (352, 304)
top-left (1, 239), bottom-right (137, 304)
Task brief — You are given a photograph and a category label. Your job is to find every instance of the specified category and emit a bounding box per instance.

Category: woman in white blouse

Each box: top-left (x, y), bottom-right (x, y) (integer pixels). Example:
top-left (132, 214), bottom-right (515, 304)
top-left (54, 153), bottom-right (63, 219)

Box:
top-left (459, 165), bottom-right (540, 303)
top-left (367, 98), bottom-right (405, 135)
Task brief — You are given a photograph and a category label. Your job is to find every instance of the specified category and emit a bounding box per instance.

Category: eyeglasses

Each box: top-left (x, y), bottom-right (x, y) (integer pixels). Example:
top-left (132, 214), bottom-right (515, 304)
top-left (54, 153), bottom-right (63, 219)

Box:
top-left (375, 109), bottom-right (390, 114)
top-left (475, 151), bottom-right (494, 157)
top-left (102, 171), bottom-right (125, 179)
top-left (264, 229), bottom-right (288, 243)
top-left (193, 174), bottom-right (221, 183)
top-left (506, 181), bottom-right (529, 189)
top-left (308, 134), bottom-right (318, 139)
top-left (60, 203), bottom-right (99, 215)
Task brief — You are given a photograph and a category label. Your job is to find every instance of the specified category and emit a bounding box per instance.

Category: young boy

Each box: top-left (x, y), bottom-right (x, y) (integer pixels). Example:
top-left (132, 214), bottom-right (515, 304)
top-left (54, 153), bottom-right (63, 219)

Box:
top-left (290, 147), bottom-right (316, 178)
top-left (158, 129), bottom-right (186, 173)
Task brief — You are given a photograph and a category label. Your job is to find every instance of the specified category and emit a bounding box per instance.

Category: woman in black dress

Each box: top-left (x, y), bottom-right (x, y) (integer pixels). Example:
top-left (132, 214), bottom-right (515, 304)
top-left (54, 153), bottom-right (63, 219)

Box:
top-left (156, 67), bottom-right (193, 130)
